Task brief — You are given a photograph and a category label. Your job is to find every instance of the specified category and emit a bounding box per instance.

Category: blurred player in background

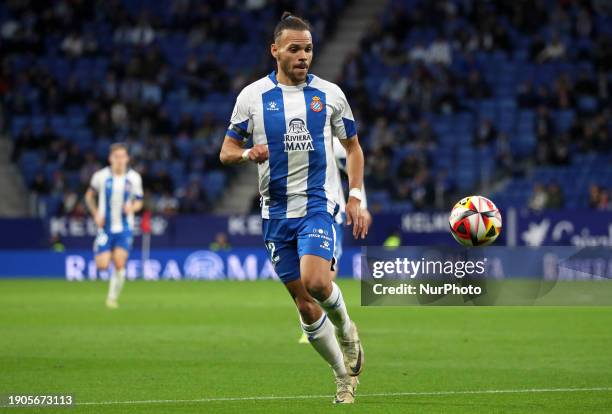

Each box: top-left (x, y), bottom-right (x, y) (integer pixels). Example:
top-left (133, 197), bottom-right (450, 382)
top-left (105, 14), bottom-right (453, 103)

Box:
top-left (298, 136), bottom-right (372, 344)
top-left (219, 12), bottom-right (369, 404)
top-left (85, 143), bottom-right (143, 309)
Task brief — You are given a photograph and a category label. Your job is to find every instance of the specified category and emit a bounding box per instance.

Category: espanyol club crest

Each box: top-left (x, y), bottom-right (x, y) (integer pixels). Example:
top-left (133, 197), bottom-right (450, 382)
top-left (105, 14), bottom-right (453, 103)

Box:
top-left (310, 96), bottom-right (323, 112)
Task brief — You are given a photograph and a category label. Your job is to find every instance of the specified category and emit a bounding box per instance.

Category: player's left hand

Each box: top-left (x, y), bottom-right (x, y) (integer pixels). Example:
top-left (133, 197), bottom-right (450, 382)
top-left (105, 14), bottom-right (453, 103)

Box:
top-left (361, 208), bottom-right (373, 230)
top-left (123, 202), bottom-right (133, 215)
top-left (346, 197), bottom-right (369, 239)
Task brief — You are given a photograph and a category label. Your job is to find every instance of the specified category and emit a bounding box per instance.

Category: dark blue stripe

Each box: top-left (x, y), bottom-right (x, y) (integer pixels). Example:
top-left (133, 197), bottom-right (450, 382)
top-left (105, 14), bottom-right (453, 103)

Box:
top-left (268, 71), bottom-right (278, 85)
top-left (304, 314), bottom-right (327, 332)
top-left (342, 117), bottom-right (356, 138)
top-left (269, 71), bottom-right (314, 86)
top-left (304, 87), bottom-right (328, 214)
top-left (235, 120), bottom-right (249, 131)
top-left (104, 177), bottom-right (112, 233)
top-left (226, 129), bottom-right (244, 141)
top-left (262, 87), bottom-right (287, 218)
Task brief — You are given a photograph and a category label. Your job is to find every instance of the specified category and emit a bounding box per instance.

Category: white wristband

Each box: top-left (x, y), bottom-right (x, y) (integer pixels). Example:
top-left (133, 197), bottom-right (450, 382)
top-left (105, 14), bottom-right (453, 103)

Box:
top-left (241, 149), bottom-right (251, 161)
top-left (349, 188), bottom-right (362, 201)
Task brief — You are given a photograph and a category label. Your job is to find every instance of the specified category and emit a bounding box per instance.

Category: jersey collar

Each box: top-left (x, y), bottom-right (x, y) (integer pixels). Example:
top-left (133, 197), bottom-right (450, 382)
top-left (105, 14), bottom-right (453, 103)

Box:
top-left (268, 71), bottom-right (314, 89)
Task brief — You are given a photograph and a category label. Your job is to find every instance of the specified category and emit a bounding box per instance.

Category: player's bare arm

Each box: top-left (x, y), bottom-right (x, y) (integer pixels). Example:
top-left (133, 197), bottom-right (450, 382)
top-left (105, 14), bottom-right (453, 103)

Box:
top-left (85, 187), bottom-right (104, 228)
top-left (340, 135), bottom-right (368, 239)
top-left (123, 199), bottom-right (144, 215)
top-left (219, 136), bottom-right (269, 165)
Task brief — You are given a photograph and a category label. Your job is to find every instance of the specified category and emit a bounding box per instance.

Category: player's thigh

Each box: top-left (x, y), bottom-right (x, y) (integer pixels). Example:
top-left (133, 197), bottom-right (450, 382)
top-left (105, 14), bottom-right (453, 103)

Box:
top-left (283, 278), bottom-right (322, 324)
top-left (262, 218), bottom-right (301, 284)
top-left (95, 251), bottom-right (112, 269)
top-left (111, 248), bottom-right (129, 269)
top-left (111, 231), bottom-right (133, 268)
top-left (264, 240), bottom-right (301, 283)
top-left (93, 231), bottom-right (111, 267)
top-left (297, 213), bottom-right (336, 299)
top-left (300, 254), bottom-right (333, 300)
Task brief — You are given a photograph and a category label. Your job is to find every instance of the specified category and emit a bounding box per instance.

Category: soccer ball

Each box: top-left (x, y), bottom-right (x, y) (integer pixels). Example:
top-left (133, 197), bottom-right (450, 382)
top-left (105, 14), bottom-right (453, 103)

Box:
top-left (449, 195), bottom-right (502, 246)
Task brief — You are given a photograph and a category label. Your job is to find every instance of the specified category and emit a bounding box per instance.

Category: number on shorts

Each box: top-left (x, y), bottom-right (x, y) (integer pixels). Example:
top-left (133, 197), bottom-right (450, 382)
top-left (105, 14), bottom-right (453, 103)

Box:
top-left (95, 232), bottom-right (108, 247)
top-left (266, 241), bottom-right (279, 264)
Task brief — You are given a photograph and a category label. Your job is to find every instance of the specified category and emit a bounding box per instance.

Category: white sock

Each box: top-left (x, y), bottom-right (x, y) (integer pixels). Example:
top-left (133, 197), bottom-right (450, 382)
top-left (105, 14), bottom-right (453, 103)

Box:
top-left (317, 282), bottom-right (351, 339)
top-left (107, 268), bottom-right (126, 301)
top-left (301, 313), bottom-right (347, 377)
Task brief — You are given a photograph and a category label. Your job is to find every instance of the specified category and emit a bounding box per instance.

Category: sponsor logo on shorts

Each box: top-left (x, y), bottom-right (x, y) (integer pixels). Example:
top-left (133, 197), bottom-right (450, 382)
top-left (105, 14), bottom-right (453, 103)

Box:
top-left (320, 240), bottom-right (331, 251)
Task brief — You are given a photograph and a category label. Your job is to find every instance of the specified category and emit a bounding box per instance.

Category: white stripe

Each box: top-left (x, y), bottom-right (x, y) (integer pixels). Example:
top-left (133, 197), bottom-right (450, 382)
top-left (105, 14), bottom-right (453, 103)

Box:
top-left (330, 222), bottom-right (338, 269)
top-left (324, 116), bottom-right (339, 217)
top-left (282, 88), bottom-right (309, 218)
top-left (252, 84), bottom-right (274, 219)
top-left (333, 142), bottom-right (345, 224)
top-left (97, 178), bottom-right (107, 222)
top-left (110, 176), bottom-right (125, 233)
top-left (75, 387), bottom-right (612, 406)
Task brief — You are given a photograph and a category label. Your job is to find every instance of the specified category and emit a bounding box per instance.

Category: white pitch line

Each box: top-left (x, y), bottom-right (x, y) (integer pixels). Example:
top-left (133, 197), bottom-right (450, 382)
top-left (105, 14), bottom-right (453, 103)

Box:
top-left (78, 387), bottom-right (612, 406)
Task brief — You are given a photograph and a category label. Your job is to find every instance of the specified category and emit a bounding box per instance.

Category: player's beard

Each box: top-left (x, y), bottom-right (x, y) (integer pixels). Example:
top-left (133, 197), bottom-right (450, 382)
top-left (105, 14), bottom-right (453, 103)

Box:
top-left (280, 59), bottom-right (308, 84)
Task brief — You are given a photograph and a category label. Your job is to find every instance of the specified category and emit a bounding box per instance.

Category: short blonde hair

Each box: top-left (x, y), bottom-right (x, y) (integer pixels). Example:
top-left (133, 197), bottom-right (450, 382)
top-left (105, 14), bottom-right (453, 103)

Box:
top-left (109, 142), bottom-right (128, 155)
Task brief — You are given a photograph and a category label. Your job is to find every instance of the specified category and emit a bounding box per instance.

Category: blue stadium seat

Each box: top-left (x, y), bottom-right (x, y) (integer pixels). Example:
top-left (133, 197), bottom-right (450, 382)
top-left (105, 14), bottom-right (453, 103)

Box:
top-left (203, 171), bottom-right (227, 200)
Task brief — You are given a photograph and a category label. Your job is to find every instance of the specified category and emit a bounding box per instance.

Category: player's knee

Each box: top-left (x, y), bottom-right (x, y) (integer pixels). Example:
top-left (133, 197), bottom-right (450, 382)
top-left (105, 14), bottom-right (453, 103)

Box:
top-left (302, 277), bottom-right (331, 301)
top-left (96, 259), bottom-right (110, 270)
top-left (112, 258), bottom-right (127, 270)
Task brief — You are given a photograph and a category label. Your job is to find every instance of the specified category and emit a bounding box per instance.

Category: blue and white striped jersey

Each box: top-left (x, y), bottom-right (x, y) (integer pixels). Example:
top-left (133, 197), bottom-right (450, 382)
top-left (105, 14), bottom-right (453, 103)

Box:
top-left (227, 71), bottom-right (357, 220)
top-left (90, 167), bottom-right (143, 233)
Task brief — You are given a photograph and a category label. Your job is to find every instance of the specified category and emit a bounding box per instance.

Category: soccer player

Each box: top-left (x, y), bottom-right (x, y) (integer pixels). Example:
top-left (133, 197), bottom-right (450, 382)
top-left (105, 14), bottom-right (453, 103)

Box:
top-left (85, 143), bottom-right (143, 309)
top-left (298, 137), bottom-right (372, 344)
top-left (219, 13), bottom-right (369, 404)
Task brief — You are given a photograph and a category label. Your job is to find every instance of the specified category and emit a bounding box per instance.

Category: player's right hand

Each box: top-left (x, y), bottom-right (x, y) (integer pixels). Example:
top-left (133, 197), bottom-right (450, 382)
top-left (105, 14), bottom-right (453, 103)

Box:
top-left (95, 216), bottom-right (105, 229)
top-left (248, 144), bottom-right (269, 164)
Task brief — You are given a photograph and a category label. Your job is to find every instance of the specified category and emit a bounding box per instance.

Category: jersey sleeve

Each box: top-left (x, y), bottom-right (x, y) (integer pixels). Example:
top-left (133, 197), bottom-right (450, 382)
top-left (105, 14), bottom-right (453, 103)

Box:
top-left (89, 171), bottom-right (101, 192)
top-left (131, 172), bottom-right (144, 199)
top-left (330, 86), bottom-right (357, 140)
top-left (226, 88), bottom-right (254, 144)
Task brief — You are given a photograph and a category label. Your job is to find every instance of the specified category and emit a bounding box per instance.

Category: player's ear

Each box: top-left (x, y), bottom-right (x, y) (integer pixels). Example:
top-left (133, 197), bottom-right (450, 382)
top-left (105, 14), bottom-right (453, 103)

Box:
top-left (271, 43), bottom-right (278, 59)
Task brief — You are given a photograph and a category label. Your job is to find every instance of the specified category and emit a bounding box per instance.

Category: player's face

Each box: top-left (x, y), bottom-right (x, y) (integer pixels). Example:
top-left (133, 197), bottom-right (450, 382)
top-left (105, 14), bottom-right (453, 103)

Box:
top-left (272, 30), bottom-right (313, 84)
top-left (109, 148), bottom-right (129, 174)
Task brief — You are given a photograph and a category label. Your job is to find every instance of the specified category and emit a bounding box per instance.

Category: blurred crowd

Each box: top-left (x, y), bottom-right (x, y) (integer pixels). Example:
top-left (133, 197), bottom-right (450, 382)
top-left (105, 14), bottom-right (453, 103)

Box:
top-left (527, 182), bottom-right (565, 210)
top-left (529, 181), bottom-right (611, 210)
top-left (1, 0), bottom-right (345, 217)
top-left (1, 0), bottom-right (611, 217)
top-left (338, 0), bottom-right (611, 211)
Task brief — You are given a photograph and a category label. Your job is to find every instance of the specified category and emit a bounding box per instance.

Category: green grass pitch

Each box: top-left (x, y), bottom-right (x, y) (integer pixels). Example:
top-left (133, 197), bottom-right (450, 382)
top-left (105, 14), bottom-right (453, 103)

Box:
top-left (1, 279), bottom-right (612, 413)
